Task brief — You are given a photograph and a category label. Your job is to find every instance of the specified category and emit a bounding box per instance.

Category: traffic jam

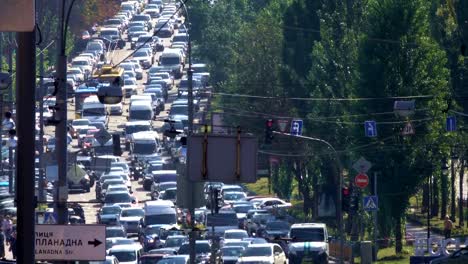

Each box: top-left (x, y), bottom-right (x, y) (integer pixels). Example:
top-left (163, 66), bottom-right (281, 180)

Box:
top-left (35, 0), bottom-right (331, 263)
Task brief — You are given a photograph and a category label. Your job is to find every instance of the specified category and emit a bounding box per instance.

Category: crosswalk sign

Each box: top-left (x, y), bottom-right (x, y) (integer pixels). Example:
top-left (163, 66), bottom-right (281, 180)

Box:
top-left (44, 212), bottom-right (57, 224)
top-left (363, 195), bottom-right (378, 211)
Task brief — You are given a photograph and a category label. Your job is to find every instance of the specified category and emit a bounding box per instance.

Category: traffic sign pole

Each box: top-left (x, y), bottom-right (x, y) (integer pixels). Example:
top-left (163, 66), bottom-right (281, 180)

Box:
top-left (373, 172), bottom-right (378, 261)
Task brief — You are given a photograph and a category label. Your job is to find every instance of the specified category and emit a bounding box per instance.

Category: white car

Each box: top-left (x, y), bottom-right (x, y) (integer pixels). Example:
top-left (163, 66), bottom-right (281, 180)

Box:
top-left (70, 119), bottom-right (90, 138)
top-left (150, 72), bottom-right (172, 89)
top-left (223, 229), bottom-right (248, 243)
top-left (123, 79), bottom-right (138, 98)
top-left (71, 56), bottom-right (93, 74)
top-left (251, 197), bottom-right (292, 209)
top-left (237, 243), bottom-right (287, 264)
top-left (132, 49), bottom-right (153, 69)
top-left (67, 67), bottom-right (84, 82)
top-left (107, 244), bottom-right (142, 264)
top-left (108, 102), bottom-right (123, 115)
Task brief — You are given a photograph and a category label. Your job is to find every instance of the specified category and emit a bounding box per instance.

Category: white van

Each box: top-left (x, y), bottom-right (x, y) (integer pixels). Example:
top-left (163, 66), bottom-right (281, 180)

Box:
top-left (129, 101), bottom-right (154, 122)
top-left (107, 244), bottom-right (142, 264)
top-left (143, 200), bottom-right (177, 226)
top-left (130, 131), bottom-right (159, 160)
top-left (159, 50), bottom-right (183, 78)
top-left (81, 96), bottom-right (108, 125)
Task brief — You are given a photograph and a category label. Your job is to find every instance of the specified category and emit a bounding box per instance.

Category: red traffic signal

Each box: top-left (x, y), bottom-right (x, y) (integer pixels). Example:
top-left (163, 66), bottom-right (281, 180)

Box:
top-left (266, 119), bottom-right (274, 128)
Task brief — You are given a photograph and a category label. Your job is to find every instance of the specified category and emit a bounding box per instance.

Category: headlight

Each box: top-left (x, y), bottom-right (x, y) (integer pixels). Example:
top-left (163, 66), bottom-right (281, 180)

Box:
top-left (318, 246), bottom-right (327, 254)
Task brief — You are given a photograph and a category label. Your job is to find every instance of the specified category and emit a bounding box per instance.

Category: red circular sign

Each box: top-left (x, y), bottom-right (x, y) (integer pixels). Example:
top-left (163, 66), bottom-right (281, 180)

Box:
top-left (355, 173), bottom-right (369, 188)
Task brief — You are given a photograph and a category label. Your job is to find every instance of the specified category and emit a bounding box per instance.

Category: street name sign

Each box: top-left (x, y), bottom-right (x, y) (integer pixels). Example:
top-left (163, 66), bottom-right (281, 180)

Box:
top-left (354, 173), bottom-right (369, 188)
top-left (363, 195), bottom-right (378, 211)
top-left (35, 225), bottom-right (106, 261)
top-left (364, 120), bottom-right (377, 137)
top-left (352, 157), bottom-right (372, 173)
top-left (94, 129), bottom-right (112, 146)
top-left (290, 119), bottom-right (303, 136)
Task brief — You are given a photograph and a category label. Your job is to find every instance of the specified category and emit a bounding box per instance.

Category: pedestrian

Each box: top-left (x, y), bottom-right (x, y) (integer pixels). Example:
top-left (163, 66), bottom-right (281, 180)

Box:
top-left (8, 230), bottom-right (16, 259)
top-left (2, 112), bottom-right (15, 132)
top-left (444, 215), bottom-right (453, 239)
top-left (0, 228), bottom-right (5, 260)
top-left (1, 216), bottom-right (11, 244)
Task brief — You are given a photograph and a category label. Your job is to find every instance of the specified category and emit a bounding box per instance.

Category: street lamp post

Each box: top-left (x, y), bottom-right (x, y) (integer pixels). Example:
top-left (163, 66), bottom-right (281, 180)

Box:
top-left (273, 131), bottom-right (345, 263)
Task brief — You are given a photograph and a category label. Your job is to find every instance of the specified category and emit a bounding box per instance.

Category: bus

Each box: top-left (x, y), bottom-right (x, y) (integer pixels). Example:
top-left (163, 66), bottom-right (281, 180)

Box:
top-left (91, 64), bottom-right (125, 86)
top-left (74, 84), bottom-right (98, 118)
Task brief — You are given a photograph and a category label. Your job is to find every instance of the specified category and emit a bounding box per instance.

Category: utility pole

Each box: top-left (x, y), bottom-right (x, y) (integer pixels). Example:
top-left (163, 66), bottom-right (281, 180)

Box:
top-left (373, 172), bottom-right (378, 261)
top-left (16, 29), bottom-right (37, 264)
top-left (37, 0), bottom-right (46, 202)
top-left (8, 32), bottom-right (13, 110)
top-left (55, 0), bottom-right (69, 226)
top-left (187, 24), bottom-right (196, 264)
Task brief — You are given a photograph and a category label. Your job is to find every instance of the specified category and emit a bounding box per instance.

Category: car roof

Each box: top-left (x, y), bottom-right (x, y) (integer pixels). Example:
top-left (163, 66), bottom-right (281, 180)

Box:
top-left (291, 223), bottom-right (327, 228)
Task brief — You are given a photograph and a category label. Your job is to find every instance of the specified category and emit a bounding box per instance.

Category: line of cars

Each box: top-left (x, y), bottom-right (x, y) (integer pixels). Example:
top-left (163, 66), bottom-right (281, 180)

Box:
top-left (62, 0), bottom-right (333, 263)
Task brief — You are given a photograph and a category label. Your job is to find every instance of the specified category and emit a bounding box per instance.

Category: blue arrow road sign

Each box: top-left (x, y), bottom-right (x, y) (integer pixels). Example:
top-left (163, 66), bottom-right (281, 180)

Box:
top-left (363, 195), bottom-right (378, 211)
top-left (364, 121), bottom-right (377, 137)
top-left (446, 116), bottom-right (456, 132)
top-left (290, 119), bottom-right (303, 136)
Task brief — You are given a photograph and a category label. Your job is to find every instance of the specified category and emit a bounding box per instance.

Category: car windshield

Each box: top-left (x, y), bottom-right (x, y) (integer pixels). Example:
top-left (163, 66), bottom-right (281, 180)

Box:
top-left (145, 214), bottom-right (176, 225)
top-left (290, 228), bottom-right (325, 242)
top-left (266, 222), bottom-right (290, 230)
top-left (157, 258), bottom-right (186, 264)
top-left (106, 228), bottom-right (125, 238)
top-left (162, 190), bottom-right (176, 200)
top-left (101, 206), bottom-right (121, 215)
top-left (83, 108), bottom-right (105, 116)
top-left (133, 143), bottom-right (156, 154)
top-left (134, 51), bottom-right (149, 57)
top-left (129, 26), bottom-right (145, 32)
top-left (223, 192), bottom-right (246, 200)
top-left (140, 257), bottom-right (164, 264)
top-left (100, 30), bottom-right (118, 37)
top-left (121, 209), bottom-right (144, 217)
top-left (222, 247), bottom-right (244, 257)
top-left (73, 120), bottom-right (89, 126)
top-left (170, 106), bottom-right (187, 115)
top-left (165, 237), bottom-right (187, 247)
top-left (124, 79), bottom-right (136, 85)
top-left (225, 232), bottom-right (247, 239)
top-left (104, 193), bottom-right (132, 204)
top-left (206, 213), bottom-right (238, 226)
top-left (110, 251), bottom-right (136, 262)
top-left (130, 110), bottom-right (152, 120)
top-left (133, 15), bottom-right (150, 21)
top-left (72, 61), bottom-right (88, 66)
top-left (160, 56), bottom-right (180, 65)
top-left (242, 246), bottom-right (272, 257)
top-left (126, 125), bottom-right (151, 134)
top-left (233, 205), bottom-right (253, 213)
top-left (178, 243), bottom-right (210, 254)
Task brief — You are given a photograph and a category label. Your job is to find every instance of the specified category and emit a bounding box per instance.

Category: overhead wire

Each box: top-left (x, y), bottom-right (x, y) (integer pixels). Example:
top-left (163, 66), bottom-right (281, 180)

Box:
top-left (212, 92), bottom-right (434, 101)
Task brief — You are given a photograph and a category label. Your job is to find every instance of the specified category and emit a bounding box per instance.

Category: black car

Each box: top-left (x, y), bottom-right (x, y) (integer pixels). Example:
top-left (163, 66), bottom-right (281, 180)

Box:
top-left (264, 220), bottom-right (291, 240)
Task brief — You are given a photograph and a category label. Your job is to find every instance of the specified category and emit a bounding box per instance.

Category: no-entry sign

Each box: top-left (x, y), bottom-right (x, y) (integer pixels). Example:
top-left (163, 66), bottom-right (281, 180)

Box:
top-left (355, 173), bottom-right (369, 188)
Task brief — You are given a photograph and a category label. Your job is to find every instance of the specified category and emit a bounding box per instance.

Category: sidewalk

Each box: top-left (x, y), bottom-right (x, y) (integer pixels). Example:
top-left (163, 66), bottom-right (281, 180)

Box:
top-left (406, 221), bottom-right (443, 241)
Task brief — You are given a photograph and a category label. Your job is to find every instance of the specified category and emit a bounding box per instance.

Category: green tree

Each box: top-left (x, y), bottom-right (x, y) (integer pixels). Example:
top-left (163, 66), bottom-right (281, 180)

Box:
top-left (358, 0), bottom-right (450, 253)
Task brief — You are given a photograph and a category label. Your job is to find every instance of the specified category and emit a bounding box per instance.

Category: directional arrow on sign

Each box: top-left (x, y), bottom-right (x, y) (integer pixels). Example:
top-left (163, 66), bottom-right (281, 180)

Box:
top-left (88, 239), bottom-right (102, 248)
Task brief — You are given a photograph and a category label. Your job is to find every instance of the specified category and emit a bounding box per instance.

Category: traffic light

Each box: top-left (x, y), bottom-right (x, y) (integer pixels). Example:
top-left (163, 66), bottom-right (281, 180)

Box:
top-left (342, 187), bottom-right (350, 212)
top-left (213, 188), bottom-right (220, 214)
top-left (265, 119), bottom-right (274, 144)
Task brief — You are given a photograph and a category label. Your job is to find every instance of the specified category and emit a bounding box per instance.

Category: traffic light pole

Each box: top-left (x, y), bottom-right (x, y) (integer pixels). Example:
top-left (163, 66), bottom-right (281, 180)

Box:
top-left (16, 29), bottom-right (37, 264)
top-left (55, 0), bottom-right (69, 227)
top-left (273, 131), bottom-right (344, 263)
